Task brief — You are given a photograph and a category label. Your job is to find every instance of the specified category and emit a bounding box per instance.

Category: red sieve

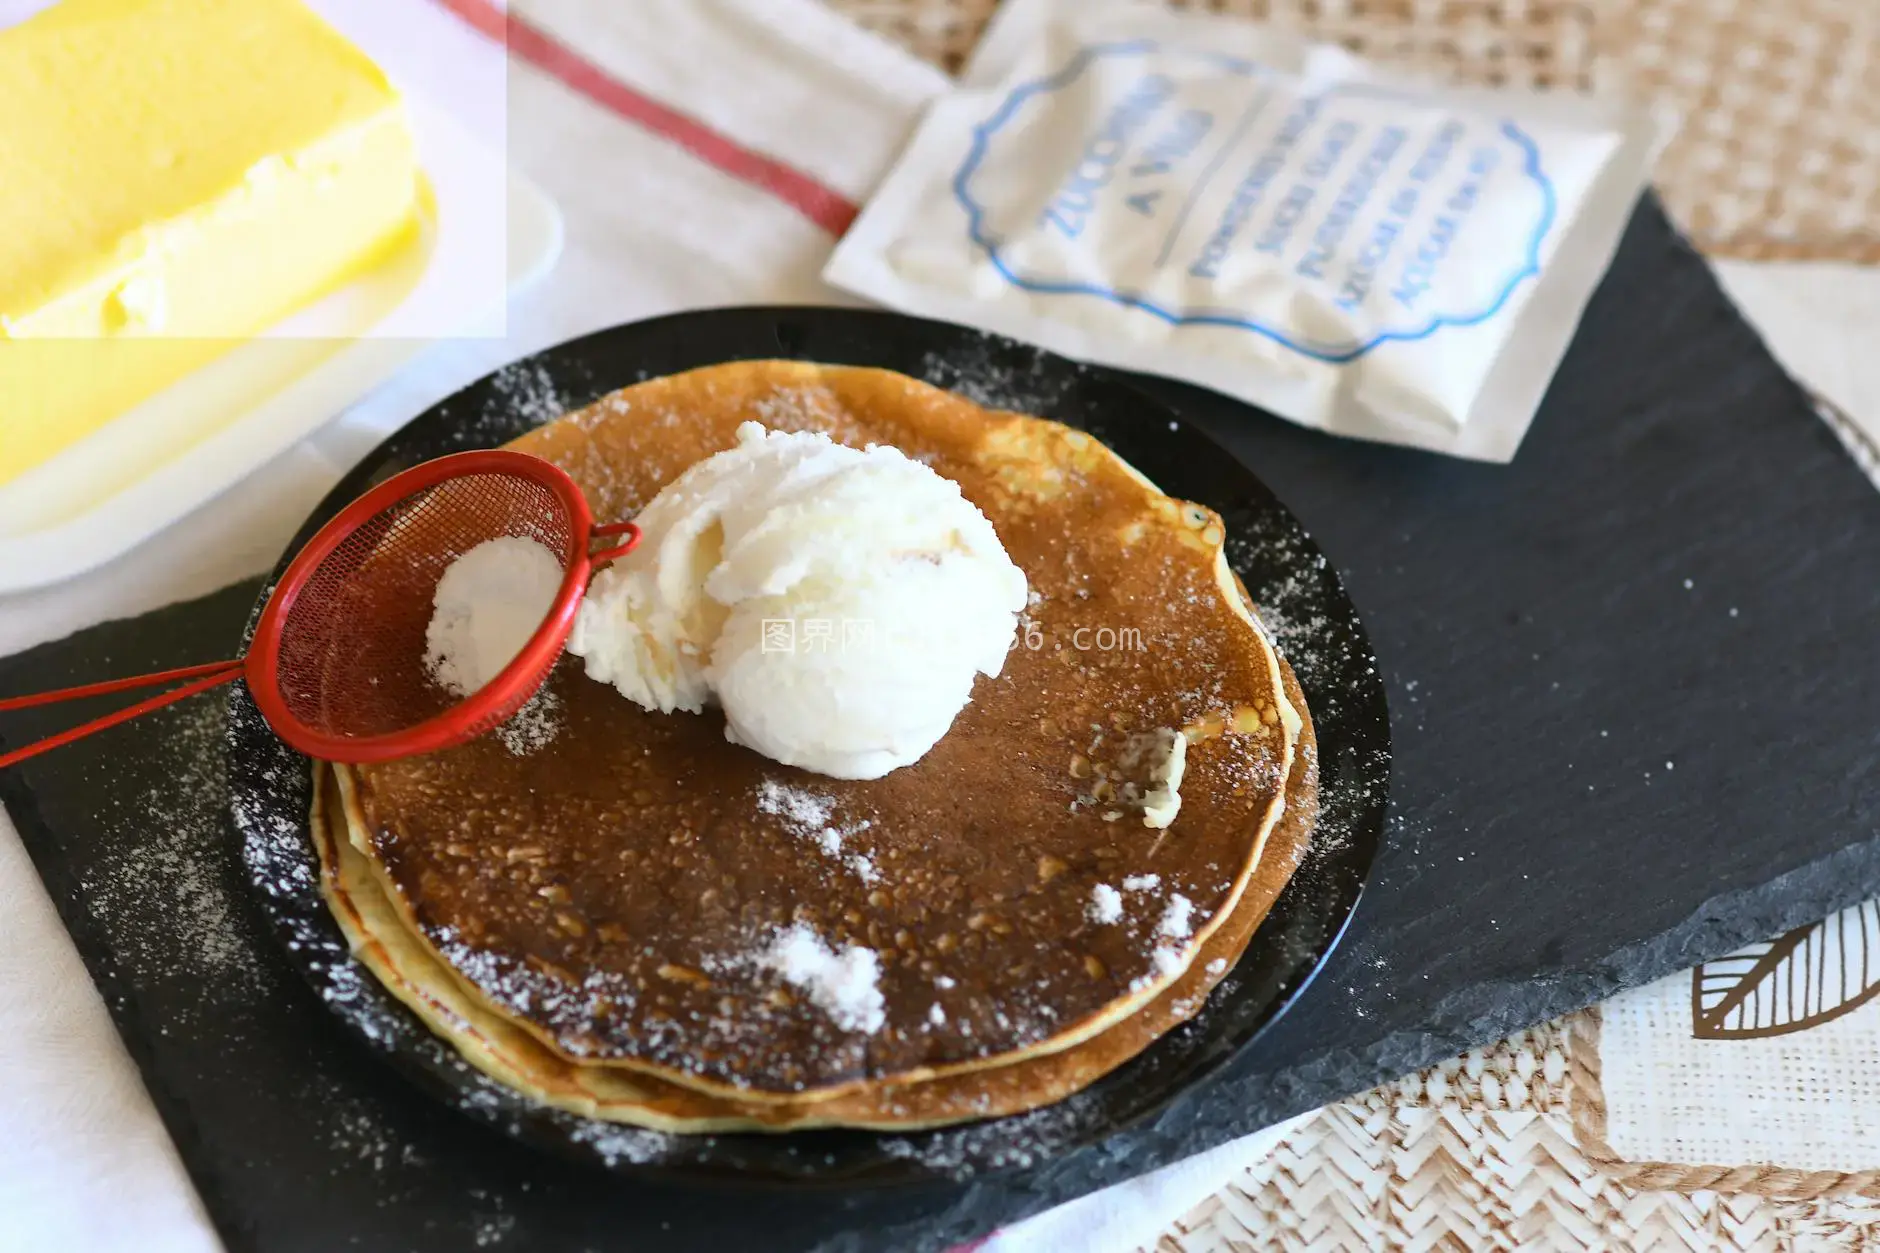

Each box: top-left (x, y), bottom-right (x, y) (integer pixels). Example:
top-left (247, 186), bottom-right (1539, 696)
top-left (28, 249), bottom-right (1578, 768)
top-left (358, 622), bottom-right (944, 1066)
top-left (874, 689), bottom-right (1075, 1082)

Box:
top-left (0, 451), bottom-right (640, 769)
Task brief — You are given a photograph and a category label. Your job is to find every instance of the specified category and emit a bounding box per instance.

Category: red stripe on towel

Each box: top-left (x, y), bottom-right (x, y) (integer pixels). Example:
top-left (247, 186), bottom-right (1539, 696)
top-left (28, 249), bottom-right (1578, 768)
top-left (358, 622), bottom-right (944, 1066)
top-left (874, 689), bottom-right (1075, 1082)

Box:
top-left (432, 0), bottom-right (861, 236)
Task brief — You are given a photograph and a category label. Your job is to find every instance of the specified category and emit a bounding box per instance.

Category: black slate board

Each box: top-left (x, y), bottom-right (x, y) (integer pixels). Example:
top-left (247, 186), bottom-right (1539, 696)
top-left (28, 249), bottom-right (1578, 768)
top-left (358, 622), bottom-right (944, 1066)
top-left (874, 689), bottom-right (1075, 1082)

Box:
top-left (5, 197), bottom-right (1880, 1253)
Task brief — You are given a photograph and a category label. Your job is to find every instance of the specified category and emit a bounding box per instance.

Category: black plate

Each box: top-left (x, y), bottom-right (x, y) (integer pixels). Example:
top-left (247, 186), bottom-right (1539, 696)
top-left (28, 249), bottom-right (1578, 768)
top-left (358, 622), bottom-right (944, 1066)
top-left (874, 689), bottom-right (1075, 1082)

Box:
top-left (226, 306), bottom-right (1389, 1186)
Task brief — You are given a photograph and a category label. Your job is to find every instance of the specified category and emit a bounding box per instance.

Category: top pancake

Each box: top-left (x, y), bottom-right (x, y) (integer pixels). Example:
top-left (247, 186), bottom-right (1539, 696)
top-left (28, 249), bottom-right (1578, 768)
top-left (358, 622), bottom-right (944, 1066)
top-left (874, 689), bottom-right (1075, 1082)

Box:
top-left (312, 650), bottom-right (1316, 1131)
top-left (340, 362), bottom-right (1297, 1097)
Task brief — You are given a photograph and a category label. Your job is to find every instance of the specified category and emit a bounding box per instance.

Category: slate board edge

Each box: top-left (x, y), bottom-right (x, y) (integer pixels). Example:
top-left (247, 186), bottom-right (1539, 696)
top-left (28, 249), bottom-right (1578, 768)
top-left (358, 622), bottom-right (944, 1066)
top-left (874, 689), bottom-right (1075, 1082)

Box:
top-left (1235, 836), bottom-right (1880, 1121)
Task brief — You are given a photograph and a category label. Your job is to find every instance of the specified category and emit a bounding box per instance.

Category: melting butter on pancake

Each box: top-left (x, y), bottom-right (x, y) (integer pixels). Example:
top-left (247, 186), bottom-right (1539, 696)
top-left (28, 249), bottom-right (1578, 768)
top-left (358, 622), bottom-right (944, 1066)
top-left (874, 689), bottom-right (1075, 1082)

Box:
top-left (311, 655), bottom-right (1316, 1131)
top-left (332, 362), bottom-right (1302, 1101)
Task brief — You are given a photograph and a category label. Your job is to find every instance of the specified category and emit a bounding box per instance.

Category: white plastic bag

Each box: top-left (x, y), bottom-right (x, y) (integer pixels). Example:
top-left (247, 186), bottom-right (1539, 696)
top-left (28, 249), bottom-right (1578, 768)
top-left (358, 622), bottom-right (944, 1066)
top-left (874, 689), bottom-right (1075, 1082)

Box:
top-left (825, 0), bottom-right (1669, 461)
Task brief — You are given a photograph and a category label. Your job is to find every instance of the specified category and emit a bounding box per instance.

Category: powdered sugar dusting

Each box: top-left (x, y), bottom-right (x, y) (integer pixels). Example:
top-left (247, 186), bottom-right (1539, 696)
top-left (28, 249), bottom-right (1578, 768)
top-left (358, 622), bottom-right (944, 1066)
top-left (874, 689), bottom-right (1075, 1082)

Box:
top-left (82, 697), bottom-right (265, 995)
top-left (1226, 507), bottom-right (1350, 705)
top-left (487, 359), bottom-right (566, 427)
top-left (757, 923), bottom-right (885, 1034)
top-left (751, 385), bottom-right (843, 433)
top-left (1130, 943), bottom-right (1191, 992)
top-left (565, 1118), bottom-right (674, 1166)
top-left (756, 779), bottom-right (835, 834)
top-left (756, 780), bottom-right (879, 883)
top-left (1087, 883), bottom-right (1123, 924)
top-left (1159, 893), bottom-right (1195, 939)
top-left (1225, 503), bottom-right (1389, 863)
top-left (878, 1088), bottom-right (1108, 1178)
top-left (918, 338), bottom-right (1080, 415)
top-left (424, 537), bottom-right (563, 698)
top-left (495, 684), bottom-right (562, 756)
top-left (326, 1091), bottom-right (407, 1171)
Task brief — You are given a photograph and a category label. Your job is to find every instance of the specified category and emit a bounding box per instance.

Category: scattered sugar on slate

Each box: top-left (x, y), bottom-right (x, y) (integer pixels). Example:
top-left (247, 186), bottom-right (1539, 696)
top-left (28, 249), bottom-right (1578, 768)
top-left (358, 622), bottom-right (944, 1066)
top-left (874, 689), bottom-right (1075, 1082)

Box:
top-left (81, 696), bottom-right (268, 1002)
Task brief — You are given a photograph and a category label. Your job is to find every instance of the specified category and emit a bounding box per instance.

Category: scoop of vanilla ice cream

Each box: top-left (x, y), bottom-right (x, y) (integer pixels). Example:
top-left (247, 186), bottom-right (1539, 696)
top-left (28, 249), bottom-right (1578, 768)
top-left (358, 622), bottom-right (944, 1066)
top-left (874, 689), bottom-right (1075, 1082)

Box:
top-left (568, 422), bottom-right (1029, 779)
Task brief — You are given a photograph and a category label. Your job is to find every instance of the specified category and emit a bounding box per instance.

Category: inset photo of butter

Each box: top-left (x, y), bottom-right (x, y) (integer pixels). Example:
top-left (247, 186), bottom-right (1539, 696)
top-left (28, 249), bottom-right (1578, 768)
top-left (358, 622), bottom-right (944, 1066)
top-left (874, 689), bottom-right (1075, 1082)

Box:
top-left (0, 0), bottom-right (559, 592)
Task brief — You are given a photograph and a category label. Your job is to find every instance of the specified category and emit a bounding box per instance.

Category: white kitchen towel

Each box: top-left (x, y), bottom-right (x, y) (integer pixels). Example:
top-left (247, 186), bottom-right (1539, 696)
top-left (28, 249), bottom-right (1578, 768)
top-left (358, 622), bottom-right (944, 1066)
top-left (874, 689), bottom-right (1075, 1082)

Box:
top-left (0, 3), bottom-right (1309, 1252)
top-left (983, 1114), bottom-right (1314, 1253)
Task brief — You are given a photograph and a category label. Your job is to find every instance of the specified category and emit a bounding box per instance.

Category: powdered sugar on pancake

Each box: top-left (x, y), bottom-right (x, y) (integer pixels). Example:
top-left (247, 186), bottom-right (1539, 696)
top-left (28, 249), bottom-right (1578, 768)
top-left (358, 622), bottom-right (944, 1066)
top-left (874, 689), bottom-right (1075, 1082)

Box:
top-left (755, 779), bottom-right (835, 832)
top-left (756, 779), bottom-right (879, 883)
top-left (757, 924), bottom-right (885, 1034)
top-left (1159, 894), bottom-right (1195, 939)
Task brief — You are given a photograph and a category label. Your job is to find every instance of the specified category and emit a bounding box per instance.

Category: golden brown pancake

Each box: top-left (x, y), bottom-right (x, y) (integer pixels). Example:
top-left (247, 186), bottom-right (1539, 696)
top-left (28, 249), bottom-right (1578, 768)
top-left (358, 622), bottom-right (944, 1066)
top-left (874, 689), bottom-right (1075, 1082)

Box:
top-left (335, 362), bottom-right (1301, 1100)
top-left (313, 658), bottom-right (1317, 1130)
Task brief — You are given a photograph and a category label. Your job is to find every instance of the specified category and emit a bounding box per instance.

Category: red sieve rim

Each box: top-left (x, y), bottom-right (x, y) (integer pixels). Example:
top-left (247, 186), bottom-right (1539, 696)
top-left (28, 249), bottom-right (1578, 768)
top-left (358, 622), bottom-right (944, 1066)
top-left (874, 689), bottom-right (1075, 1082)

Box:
top-left (246, 450), bottom-right (600, 764)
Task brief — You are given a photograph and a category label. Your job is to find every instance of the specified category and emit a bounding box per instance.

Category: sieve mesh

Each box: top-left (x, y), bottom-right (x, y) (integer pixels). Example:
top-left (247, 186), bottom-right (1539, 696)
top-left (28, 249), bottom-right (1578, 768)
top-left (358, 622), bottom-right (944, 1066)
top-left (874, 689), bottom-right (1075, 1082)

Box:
top-left (270, 472), bottom-right (577, 745)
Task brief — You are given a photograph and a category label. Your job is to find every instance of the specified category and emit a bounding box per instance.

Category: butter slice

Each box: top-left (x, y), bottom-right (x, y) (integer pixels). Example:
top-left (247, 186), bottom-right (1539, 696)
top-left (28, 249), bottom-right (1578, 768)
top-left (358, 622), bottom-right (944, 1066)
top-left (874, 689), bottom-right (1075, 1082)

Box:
top-left (0, 0), bottom-right (419, 486)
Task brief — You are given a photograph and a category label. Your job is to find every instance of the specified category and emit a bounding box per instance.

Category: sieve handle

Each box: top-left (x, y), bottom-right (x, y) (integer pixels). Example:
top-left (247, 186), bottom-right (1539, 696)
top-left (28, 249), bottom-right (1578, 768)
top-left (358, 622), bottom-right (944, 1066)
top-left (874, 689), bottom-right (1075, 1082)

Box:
top-left (0, 661), bottom-right (244, 770)
top-left (587, 519), bottom-right (643, 568)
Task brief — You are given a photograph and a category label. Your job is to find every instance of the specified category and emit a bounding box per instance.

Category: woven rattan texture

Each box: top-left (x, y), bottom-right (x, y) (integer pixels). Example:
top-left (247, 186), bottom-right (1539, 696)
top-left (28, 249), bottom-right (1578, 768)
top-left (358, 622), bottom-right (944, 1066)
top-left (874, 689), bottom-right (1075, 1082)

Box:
top-left (1138, 1010), bottom-right (1880, 1251)
top-left (1594, 0), bottom-right (1880, 260)
top-left (830, 0), bottom-right (1593, 84)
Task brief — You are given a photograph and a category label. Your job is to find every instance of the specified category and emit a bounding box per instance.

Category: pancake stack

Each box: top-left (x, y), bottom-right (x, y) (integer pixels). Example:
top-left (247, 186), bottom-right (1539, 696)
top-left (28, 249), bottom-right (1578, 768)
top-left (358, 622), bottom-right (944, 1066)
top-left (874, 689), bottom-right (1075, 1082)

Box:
top-left (313, 362), bottom-right (1319, 1131)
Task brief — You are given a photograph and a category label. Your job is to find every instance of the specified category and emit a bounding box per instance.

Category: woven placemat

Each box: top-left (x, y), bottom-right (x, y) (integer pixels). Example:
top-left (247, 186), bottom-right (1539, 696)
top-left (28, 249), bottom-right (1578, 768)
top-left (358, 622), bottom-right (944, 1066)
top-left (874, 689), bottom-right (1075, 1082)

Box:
top-left (830, 0), bottom-right (1880, 261)
top-left (1147, 1006), bottom-right (1880, 1252)
top-left (1592, 0), bottom-right (1880, 261)
top-left (830, 0), bottom-right (1594, 85)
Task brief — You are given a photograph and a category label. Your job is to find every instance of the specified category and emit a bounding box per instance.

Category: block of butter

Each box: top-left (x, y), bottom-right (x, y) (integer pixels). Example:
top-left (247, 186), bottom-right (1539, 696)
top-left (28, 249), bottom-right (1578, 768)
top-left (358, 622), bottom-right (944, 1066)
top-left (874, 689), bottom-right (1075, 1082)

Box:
top-left (0, 0), bottom-right (419, 486)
